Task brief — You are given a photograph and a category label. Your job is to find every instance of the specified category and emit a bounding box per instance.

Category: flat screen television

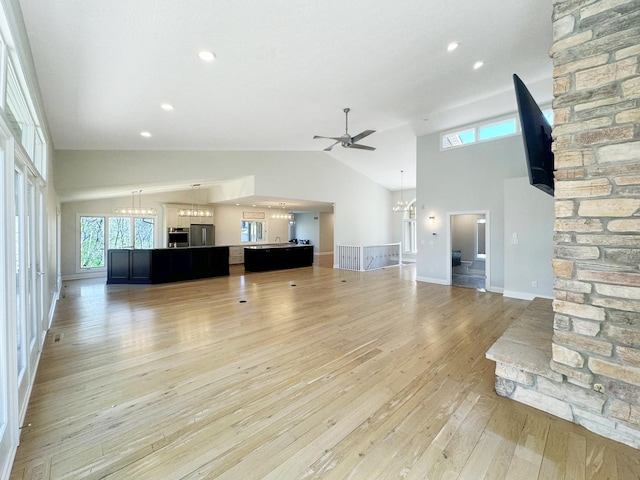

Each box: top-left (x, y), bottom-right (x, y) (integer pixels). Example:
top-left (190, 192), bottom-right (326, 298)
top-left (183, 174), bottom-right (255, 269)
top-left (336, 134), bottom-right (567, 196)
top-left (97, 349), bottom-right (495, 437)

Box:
top-left (513, 74), bottom-right (554, 196)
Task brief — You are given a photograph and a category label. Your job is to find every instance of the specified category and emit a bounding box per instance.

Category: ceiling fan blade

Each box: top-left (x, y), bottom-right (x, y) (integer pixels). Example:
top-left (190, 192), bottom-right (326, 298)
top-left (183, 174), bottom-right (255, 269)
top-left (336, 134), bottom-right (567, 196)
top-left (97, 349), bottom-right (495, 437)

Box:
top-left (351, 129), bottom-right (376, 144)
top-left (324, 141), bottom-right (340, 152)
top-left (314, 135), bottom-right (342, 141)
top-left (348, 144), bottom-right (376, 151)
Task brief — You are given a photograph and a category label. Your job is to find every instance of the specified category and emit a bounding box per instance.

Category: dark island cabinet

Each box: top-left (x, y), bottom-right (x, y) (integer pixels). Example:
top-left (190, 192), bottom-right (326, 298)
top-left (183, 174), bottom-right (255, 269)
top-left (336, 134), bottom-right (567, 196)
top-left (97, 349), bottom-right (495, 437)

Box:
top-left (244, 245), bottom-right (313, 272)
top-left (107, 246), bottom-right (229, 284)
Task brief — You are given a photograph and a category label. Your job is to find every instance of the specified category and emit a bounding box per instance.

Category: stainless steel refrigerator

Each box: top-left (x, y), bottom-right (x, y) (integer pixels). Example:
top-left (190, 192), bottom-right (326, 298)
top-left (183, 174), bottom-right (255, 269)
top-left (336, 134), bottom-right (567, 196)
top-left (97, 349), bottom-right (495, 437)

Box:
top-left (190, 224), bottom-right (215, 246)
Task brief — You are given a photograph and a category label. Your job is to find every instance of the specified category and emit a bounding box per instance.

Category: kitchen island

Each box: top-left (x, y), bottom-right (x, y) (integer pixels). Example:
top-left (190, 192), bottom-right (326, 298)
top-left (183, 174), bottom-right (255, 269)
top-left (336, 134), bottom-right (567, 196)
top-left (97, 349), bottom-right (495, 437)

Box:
top-left (244, 244), bottom-right (313, 272)
top-left (107, 246), bottom-right (229, 284)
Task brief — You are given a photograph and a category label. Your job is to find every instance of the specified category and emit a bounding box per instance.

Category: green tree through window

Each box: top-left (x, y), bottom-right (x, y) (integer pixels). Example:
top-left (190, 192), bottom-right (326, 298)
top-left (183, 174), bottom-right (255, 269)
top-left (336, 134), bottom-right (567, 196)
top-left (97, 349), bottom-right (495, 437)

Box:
top-left (80, 216), bottom-right (105, 268)
top-left (80, 216), bottom-right (155, 269)
top-left (135, 218), bottom-right (154, 249)
top-left (109, 217), bottom-right (131, 248)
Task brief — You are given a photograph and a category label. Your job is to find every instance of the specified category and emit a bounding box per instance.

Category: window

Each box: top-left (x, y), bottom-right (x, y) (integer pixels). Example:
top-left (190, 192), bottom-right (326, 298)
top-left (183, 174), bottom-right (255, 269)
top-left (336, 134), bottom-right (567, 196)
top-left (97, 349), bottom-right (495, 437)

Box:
top-left (80, 216), bottom-right (105, 269)
top-left (478, 119), bottom-right (516, 141)
top-left (15, 170), bottom-right (25, 381)
top-left (6, 62), bottom-right (36, 160)
top-left (441, 128), bottom-right (475, 149)
top-left (109, 217), bottom-right (131, 248)
top-left (441, 107), bottom-right (551, 151)
top-left (476, 218), bottom-right (486, 259)
top-left (402, 201), bottom-right (417, 254)
top-left (81, 215), bottom-right (155, 270)
top-left (241, 221), bottom-right (265, 243)
top-left (134, 218), bottom-right (154, 249)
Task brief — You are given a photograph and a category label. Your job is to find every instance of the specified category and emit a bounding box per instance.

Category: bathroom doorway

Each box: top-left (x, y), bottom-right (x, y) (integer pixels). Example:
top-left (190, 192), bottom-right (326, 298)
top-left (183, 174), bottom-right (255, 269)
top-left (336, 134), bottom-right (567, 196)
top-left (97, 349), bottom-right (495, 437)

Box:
top-left (447, 211), bottom-right (490, 291)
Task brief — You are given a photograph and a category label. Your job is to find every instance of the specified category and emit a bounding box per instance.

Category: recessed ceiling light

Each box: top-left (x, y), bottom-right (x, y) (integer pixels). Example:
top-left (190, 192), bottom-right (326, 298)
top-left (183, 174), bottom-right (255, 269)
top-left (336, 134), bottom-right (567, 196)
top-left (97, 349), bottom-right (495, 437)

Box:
top-left (198, 51), bottom-right (216, 62)
top-left (140, 131), bottom-right (152, 138)
top-left (161, 103), bottom-right (174, 111)
top-left (473, 61), bottom-right (484, 70)
top-left (447, 42), bottom-right (459, 52)
top-left (235, 203), bottom-right (240, 206)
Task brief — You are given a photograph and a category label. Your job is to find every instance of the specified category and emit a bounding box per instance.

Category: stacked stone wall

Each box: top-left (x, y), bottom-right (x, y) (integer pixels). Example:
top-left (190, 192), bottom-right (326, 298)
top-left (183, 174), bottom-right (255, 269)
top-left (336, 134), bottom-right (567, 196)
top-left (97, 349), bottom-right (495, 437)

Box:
top-left (550, 0), bottom-right (640, 447)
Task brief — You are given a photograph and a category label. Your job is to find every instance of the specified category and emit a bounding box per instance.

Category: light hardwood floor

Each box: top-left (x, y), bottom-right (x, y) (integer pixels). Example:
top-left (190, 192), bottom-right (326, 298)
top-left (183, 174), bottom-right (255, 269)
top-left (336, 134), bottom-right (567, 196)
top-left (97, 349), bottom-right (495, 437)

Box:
top-left (10, 265), bottom-right (640, 479)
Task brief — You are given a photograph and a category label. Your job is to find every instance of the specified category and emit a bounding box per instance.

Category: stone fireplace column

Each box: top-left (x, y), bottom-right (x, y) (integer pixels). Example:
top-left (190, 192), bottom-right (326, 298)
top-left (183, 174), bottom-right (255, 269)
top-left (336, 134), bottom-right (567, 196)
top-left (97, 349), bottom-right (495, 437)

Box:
top-left (550, 0), bottom-right (640, 447)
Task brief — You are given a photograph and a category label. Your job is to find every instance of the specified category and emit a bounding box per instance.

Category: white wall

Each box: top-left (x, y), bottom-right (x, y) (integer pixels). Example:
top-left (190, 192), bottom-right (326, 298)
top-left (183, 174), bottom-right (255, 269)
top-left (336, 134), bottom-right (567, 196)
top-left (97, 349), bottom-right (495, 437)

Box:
top-left (503, 177), bottom-right (554, 300)
top-left (55, 150), bottom-right (392, 277)
top-left (416, 132), bottom-right (533, 291)
top-left (319, 212), bottom-right (334, 254)
top-left (293, 212), bottom-right (320, 253)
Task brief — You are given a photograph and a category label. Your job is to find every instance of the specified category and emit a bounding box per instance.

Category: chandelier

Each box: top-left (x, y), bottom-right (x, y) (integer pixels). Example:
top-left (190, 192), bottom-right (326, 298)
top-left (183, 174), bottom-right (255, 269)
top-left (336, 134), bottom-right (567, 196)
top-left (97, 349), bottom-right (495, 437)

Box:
top-left (392, 170), bottom-right (412, 213)
top-left (179, 184), bottom-right (213, 217)
top-left (116, 190), bottom-right (157, 216)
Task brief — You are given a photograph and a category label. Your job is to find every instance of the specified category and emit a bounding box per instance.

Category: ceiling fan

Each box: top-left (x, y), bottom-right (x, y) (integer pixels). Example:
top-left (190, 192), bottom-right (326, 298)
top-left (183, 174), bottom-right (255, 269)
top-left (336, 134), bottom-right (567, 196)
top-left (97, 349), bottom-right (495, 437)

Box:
top-left (314, 108), bottom-right (376, 151)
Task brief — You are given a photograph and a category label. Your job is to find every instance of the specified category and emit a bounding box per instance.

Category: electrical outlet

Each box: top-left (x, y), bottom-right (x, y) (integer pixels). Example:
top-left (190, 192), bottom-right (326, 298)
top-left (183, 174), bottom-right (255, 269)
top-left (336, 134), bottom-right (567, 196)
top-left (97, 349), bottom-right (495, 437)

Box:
top-left (532, 281), bottom-right (538, 288)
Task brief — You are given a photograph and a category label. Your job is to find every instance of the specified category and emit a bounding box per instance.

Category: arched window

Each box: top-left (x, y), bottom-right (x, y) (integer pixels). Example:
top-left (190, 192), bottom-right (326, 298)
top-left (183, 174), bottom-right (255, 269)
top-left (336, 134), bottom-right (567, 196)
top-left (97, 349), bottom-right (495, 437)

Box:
top-left (402, 200), bottom-right (417, 254)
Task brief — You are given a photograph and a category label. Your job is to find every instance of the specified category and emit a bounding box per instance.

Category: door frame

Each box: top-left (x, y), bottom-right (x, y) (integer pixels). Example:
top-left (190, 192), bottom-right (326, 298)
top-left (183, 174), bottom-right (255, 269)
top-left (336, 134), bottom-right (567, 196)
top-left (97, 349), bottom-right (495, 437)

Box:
top-left (446, 210), bottom-right (491, 290)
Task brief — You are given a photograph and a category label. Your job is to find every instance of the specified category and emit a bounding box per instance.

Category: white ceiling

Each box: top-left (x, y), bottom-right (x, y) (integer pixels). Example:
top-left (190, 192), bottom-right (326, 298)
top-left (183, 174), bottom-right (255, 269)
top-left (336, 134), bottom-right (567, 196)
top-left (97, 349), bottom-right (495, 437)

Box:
top-left (19, 0), bottom-right (554, 193)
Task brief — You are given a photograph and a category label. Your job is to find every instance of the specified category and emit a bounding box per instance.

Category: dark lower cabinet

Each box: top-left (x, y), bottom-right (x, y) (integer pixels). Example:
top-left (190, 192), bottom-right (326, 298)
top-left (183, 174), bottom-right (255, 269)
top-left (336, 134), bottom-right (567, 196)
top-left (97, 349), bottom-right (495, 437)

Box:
top-left (244, 245), bottom-right (313, 272)
top-left (107, 247), bottom-right (229, 284)
top-left (108, 250), bottom-right (133, 283)
top-left (130, 250), bottom-right (152, 282)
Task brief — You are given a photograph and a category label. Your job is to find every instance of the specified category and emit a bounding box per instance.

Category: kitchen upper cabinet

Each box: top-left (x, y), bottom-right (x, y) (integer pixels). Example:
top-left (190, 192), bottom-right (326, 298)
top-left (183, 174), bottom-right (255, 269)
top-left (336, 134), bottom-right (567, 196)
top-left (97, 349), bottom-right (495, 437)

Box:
top-left (166, 206), bottom-right (192, 228)
top-left (166, 205), bottom-right (215, 229)
top-left (167, 207), bottom-right (181, 228)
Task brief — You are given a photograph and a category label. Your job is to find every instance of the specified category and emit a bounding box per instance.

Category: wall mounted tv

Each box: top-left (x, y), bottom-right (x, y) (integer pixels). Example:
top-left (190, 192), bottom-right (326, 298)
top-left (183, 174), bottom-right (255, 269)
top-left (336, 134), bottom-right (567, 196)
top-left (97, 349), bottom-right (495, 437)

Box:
top-left (513, 74), bottom-right (554, 196)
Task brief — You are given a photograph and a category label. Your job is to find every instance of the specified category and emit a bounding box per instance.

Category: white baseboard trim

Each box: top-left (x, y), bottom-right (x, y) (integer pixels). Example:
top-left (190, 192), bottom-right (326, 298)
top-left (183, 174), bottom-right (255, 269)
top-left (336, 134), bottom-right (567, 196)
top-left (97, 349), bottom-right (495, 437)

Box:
top-left (1, 448), bottom-right (16, 480)
top-left (503, 290), bottom-right (555, 301)
top-left (502, 290), bottom-right (536, 300)
top-left (416, 276), bottom-right (450, 285)
top-left (488, 286), bottom-right (504, 294)
top-left (47, 290), bottom-right (59, 329)
top-left (62, 272), bottom-right (107, 281)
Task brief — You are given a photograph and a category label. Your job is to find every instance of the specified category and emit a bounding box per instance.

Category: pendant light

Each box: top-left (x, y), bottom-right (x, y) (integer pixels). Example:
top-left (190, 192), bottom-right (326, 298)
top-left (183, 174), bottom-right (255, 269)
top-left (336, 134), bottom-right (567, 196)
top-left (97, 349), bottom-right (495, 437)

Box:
top-left (271, 202), bottom-right (293, 220)
top-left (116, 190), bottom-right (157, 216)
top-left (392, 170), bottom-right (411, 213)
top-left (178, 184), bottom-right (213, 217)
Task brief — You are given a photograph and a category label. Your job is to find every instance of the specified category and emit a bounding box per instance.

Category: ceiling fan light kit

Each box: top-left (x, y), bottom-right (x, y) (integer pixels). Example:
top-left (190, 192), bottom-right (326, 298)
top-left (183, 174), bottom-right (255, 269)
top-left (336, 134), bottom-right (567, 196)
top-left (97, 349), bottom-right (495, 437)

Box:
top-left (314, 108), bottom-right (376, 151)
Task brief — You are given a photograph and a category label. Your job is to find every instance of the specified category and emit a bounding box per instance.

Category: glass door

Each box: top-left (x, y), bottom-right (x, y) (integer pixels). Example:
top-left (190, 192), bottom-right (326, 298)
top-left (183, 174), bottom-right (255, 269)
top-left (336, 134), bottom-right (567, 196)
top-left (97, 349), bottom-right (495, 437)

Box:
top-left (37, 188), bottom-right (46, 338)
top-left (26, 178), bottom-right (40, 365)
top-left (15, 168), bottom-right (26, 398)
top-left (0, 141), bottom-right (11, 473)
top-left (13, 169), bottom-right (32, 409)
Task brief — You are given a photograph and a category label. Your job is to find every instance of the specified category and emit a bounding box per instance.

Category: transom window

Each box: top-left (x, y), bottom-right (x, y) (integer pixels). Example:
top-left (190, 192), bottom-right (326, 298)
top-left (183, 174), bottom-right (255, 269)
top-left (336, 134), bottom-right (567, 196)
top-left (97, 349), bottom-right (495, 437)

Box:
top-left (441, 128), bottom-right (475, 149)
top-left (440, 109), bottom-right (553, 151)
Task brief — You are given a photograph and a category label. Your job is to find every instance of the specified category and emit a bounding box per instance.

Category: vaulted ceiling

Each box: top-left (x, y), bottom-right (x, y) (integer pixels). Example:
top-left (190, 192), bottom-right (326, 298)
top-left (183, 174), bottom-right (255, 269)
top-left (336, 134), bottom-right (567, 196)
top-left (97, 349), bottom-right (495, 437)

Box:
top-left (19, 0), bottom-right (553, 191)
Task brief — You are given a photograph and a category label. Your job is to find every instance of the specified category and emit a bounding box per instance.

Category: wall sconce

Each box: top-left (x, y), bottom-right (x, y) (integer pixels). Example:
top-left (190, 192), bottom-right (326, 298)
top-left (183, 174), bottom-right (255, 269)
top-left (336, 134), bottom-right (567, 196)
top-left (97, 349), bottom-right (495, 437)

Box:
top-left (428, 215), bottom-right (435, 225)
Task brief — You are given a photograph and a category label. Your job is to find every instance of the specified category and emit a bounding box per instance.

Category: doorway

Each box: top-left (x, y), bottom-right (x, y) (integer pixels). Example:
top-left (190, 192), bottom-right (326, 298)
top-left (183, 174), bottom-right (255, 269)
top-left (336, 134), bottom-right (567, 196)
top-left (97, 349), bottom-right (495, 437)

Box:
top-left (448, 211), bottom-right (489, 291)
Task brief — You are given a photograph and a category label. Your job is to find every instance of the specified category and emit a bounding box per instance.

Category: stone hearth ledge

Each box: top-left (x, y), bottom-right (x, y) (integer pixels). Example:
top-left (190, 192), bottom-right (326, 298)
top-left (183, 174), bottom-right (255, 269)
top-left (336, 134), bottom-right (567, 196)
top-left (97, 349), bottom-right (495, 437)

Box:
top-left (486, 298), bottom-right (640, 449)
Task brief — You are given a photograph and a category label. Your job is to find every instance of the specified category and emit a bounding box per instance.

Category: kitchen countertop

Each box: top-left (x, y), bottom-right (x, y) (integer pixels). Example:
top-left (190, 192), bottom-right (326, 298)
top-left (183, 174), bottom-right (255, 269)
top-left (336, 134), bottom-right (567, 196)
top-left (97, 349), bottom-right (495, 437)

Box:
top-left (244, 244), bottom-right (309, 249)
